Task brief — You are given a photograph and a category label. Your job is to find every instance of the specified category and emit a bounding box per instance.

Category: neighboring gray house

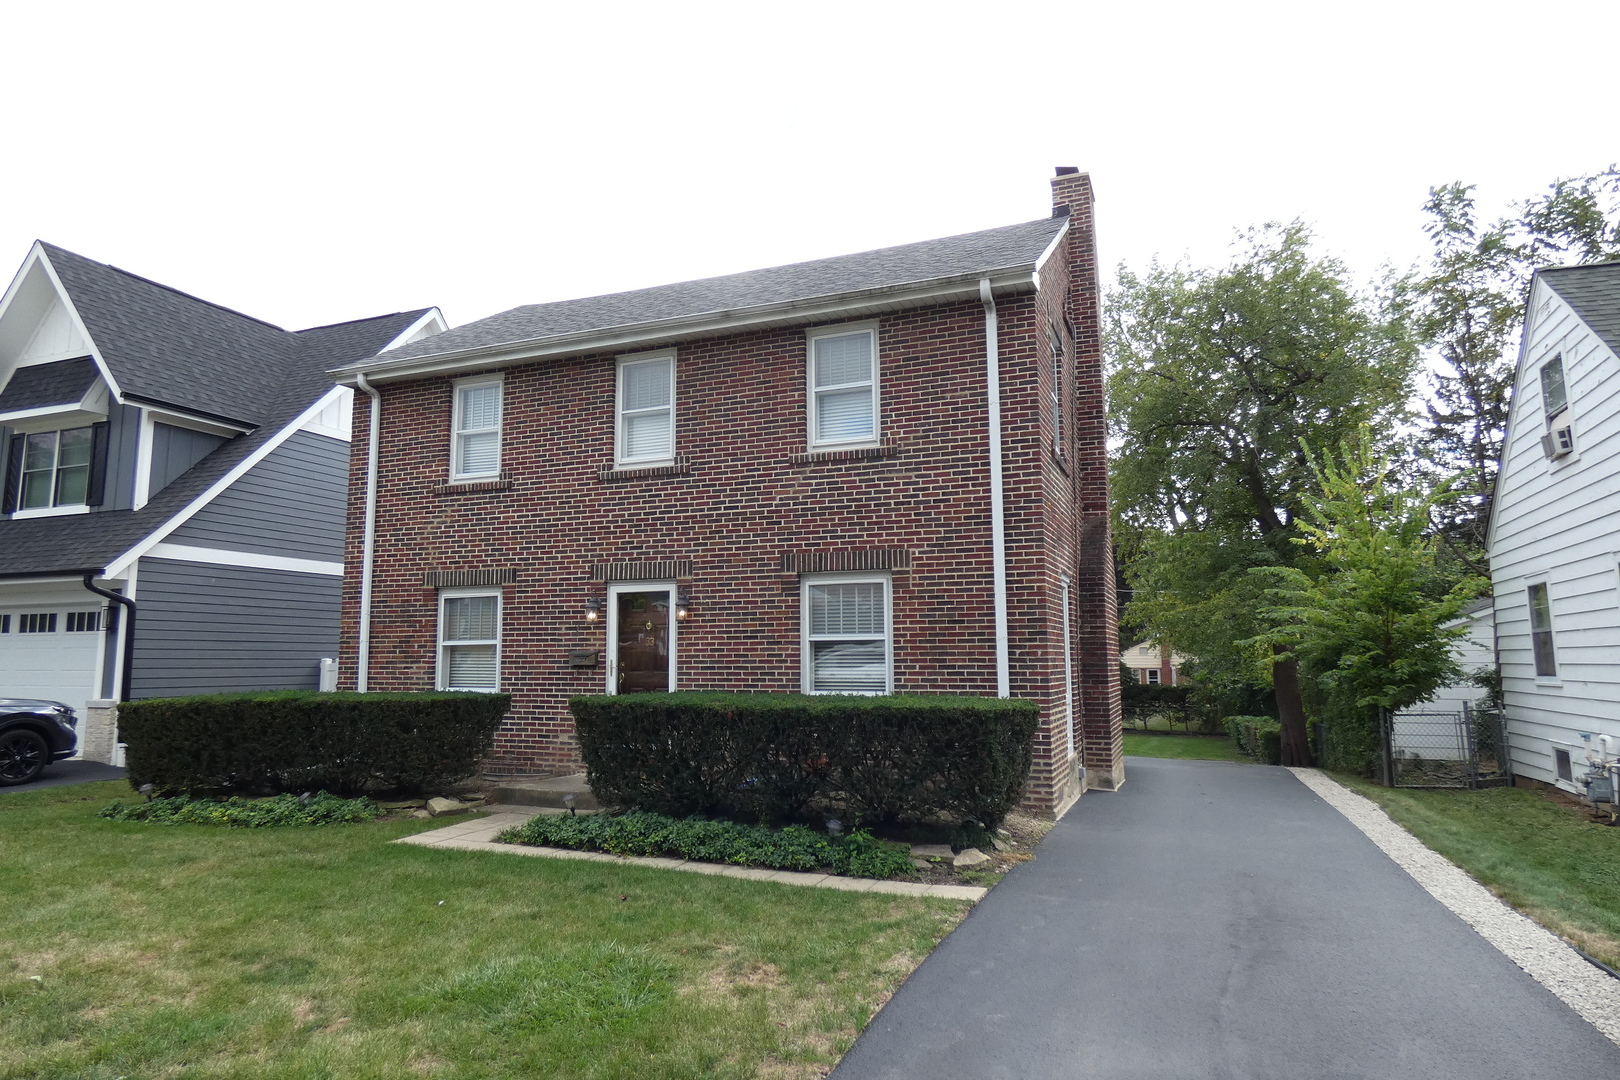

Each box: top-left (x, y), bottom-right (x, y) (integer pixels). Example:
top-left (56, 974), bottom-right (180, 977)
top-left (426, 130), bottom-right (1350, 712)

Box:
top-left (1488, 261), bottom-right (1620, 791)
top-left (0, 242), bottom-right (443, 758)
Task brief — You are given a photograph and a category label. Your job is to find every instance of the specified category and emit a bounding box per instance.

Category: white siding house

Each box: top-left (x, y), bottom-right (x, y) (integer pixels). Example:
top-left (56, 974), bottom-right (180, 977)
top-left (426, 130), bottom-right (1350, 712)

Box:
top-left (1488, 262), bottom-right (1620, 792)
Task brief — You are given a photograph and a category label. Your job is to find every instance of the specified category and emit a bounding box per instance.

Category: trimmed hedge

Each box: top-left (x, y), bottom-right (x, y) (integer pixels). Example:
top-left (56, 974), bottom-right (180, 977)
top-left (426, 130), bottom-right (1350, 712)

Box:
top-left (100, 792), bottom-right (380, 827)
top-left (1224, 715), bottom-right (1283, 765)
top-left (120, 691), bottom-right (510, 796)
top-left (571, 692), bottom-right (1037, 826)
top-left (496, 811), bottom-right (916, 880)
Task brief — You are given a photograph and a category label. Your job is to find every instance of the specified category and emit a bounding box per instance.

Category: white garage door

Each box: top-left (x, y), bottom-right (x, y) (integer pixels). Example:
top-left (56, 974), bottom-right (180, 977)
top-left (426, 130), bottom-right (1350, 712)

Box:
top-left (0, 605), bottom-right (105, 751)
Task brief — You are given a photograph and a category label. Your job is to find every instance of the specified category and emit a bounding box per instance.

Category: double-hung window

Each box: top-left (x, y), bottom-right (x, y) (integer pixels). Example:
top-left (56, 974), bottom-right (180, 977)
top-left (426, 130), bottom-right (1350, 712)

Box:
top-left (438, 590), bottom-right (500, 691)
top-left (1540, 355), bottom-right (1567, 419)
top-left (808, 325), bottom-right (878, 448)
top-left (451, 377), bottom-right (502, 479)
top-left (20, 427), bottom-right (93, 509)
top-left (616, 352), bottom-right (674, 465)
top-left (802, 573), bottom-right (891, 694)
top-left (1527, 582), bottom-right (1557, 678)
top-left (1050, 325), bottom-right (1065, 456)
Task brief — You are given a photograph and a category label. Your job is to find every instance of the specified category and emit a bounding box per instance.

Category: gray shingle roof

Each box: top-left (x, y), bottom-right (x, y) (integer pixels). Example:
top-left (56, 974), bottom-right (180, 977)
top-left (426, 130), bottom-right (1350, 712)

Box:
top-left (1542, 262), bottom-right (1620, 357)
top-left (0, 357), bottom-right (98, 413)
top-left (365, 216), bottom-right (1068, 369)
top-left (0, 306), bottom-right (429, 578)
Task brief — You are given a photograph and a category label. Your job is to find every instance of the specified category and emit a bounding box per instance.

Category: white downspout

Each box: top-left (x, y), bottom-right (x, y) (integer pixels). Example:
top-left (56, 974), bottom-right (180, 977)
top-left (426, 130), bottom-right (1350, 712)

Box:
top-left (981, 278), bottom-right (1010, 698)
top-left (355, 373), bottom-right (381, 693)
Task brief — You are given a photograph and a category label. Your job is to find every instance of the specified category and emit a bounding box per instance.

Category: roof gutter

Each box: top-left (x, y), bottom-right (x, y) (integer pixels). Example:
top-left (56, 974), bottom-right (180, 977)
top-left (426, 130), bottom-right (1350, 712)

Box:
top-left (355, 372), bottom-right (381, 693)
top-left (332, 267), bottom-right (1040, 385)
top-left (82, 573), bottom-right (134, 702)
top-left (981, 277), bottom-right (1010, 699)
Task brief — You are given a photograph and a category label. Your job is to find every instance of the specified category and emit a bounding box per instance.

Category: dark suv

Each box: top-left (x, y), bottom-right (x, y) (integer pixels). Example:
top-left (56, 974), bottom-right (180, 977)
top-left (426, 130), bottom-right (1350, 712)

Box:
top-left (0, 699), bottom-right (80, 786)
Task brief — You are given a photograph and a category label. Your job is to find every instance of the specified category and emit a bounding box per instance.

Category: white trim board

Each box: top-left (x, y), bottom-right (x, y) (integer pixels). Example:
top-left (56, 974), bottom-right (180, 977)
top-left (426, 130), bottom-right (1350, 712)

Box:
top-left (143, 543), bottom-right (343, 577)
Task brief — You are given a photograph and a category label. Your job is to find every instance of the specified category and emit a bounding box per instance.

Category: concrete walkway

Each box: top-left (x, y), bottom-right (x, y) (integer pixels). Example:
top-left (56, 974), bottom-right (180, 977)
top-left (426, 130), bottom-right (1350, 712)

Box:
top-left (832, 757), bottom-right (1620, 1079)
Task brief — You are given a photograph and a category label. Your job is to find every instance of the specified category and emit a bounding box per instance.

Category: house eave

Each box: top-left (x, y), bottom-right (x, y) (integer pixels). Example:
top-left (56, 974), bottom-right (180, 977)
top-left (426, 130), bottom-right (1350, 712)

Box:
top-left (332, 267), bottom-right (1040, 385)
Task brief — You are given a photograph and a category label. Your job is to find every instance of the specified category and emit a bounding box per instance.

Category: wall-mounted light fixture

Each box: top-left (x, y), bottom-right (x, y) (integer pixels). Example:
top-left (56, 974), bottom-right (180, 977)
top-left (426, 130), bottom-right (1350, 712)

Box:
top-left (676, 590), bottom-right (692, 620)
top-left (584, 597), bottom-right (604, 623)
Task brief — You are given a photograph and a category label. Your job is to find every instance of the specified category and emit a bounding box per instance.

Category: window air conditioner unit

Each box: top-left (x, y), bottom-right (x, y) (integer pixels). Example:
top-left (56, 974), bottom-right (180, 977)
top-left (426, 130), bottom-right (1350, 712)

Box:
top-left (1542, 426), bottom-right (1575, 459)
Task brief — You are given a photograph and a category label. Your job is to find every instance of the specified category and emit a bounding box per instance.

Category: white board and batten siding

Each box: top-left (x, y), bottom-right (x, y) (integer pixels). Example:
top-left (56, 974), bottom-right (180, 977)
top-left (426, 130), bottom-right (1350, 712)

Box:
top-left (1489, 271), bottom-right (1620, 791)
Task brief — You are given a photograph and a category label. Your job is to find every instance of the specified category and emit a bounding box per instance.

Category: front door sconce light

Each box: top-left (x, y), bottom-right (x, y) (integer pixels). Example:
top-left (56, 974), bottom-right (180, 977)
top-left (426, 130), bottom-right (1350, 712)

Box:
top-left (676, 590), bottom-right (691, 621)
top-left (584, 597), bottom-right (604, 623)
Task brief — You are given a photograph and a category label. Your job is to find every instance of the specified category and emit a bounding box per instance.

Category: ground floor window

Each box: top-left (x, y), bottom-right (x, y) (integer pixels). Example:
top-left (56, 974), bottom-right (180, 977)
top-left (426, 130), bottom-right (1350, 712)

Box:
top-left (438, 589), bottom-right (500, 691)
top-left (802, 573), bottom-right (891, 694)
top-left (1527, 582), bottom-right (1556, 677)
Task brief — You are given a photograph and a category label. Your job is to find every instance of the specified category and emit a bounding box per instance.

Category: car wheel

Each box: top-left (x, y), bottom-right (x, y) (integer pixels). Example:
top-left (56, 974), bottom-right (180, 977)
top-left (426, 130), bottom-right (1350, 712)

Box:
top-left (0, 729), bottom-right (49, 786)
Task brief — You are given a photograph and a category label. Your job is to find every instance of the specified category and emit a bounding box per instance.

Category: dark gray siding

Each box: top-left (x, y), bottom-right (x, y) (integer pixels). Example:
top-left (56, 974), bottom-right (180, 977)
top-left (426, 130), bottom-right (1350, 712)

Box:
top-left (166, 430), bottom-right (347, 560)
top-left (130, 557), bottom-right (340, 698)
top-left (101, 402), bottom-right (141, 511)
top-left (150, 422), bottom-right (227, 496)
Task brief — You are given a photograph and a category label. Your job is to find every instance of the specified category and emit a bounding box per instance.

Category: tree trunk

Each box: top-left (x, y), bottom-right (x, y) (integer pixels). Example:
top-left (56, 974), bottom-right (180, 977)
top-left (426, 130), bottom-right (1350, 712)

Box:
top-left (1272, 652), bottom-right (1314, 767)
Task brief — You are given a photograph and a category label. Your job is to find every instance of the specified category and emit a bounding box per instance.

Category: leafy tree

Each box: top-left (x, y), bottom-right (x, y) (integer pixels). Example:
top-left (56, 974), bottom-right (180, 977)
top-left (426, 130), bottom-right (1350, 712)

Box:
top-left (1109, 223), bottom-right (1417, 766)
top-left (1254, 434), bottom-right (1484, 773)
top-left (1404, 168), bottom-right (1620, 567)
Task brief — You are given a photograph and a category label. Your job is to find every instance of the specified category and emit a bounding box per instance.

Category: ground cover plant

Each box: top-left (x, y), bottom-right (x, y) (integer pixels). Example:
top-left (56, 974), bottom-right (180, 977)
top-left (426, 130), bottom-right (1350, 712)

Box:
top-left (1, 781), bottom-right (967, 1080)
top-left (1122, 732), bottom-right (1248, 763)
top-left (100, 792), bottom-right (380, 827)
top-left (498, 811), bottom-right (916, 879)
top-left (1337, 776), bottom-right (1620, 968)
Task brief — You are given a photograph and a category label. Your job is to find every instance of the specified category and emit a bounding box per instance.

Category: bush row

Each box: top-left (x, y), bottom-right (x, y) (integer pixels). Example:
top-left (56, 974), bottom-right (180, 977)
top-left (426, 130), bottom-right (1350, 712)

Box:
top-left (120, 691), bottom-right (510, 796)
top-left (496, 811), bottom-right (917, 879)
top-left (1224, 715), bottom-right (1283, 765)
top-left (100, 791), bottom-right (380, 827)
top-left (570, 692), bottom-right (1037, 826)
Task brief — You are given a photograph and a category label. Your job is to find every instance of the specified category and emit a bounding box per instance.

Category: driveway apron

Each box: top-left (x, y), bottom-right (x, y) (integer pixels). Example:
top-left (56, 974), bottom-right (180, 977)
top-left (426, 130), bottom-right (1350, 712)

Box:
top-left (833, 757), bottom-right (1620, 1079)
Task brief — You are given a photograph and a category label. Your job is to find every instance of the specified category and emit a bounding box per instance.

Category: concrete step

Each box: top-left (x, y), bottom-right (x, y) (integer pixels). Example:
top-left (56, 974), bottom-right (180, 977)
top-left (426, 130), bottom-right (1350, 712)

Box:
top-left (488, 773), bottom-right (601, 810)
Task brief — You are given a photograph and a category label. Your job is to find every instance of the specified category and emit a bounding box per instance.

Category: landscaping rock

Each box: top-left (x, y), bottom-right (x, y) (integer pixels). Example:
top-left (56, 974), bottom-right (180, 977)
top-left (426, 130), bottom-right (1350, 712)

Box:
top-left (426, 797), bottom-right (465, 817)
top-left (912, 858), bottom-right (933, 871)
top-left (911, 843), bottom-right (955, 862)
top-left (953, 847), bottom-right (992, 869)
top-left (378, 800), bottom-right (424, 810)
top-left (991, 836), bottom-right (1011, 853)
top-left (411, 809), bottom-right (433, 819)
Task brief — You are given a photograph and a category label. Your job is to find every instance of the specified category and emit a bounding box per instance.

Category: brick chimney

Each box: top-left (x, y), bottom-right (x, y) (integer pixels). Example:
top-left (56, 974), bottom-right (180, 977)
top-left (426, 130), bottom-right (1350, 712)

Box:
top-left (1049, 166), bottom-right (1122, 791)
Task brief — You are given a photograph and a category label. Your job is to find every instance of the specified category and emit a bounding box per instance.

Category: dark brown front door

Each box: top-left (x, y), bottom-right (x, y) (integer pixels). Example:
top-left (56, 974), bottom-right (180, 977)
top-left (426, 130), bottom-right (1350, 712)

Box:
top-left (613, 589), bottom-right (670, 693)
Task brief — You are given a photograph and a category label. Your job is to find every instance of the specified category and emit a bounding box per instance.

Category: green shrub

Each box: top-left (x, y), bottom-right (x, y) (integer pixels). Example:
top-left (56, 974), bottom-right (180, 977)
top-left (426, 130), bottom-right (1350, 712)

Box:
top-left (1224, 715), bottom-right (1283, 764)
top-left (120, 691), bottom-right (510, 796)
top-left (100, 792), bottom-right (380, 827)
top-left (496, 811), bottom-right (916, 879)
top-left (569, 692), bottom-right (1037, 827)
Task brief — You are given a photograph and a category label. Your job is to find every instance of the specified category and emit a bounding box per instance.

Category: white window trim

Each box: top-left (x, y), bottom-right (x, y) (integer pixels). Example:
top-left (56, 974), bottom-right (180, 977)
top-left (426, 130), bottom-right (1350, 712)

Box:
top-left (806, 322), bottom-right (880, 450)
top-left (450, 375), bottom-right (503, 481)
top-left (16, 426), bottom-right (95, 512)
top-left (1526, 580), bottom-right (1559, 682)
top-left (436, 587), bottom-right (502, 691)
top-left (800, 571), bottom-right (893, 695)
top-left (615, 350), bottom-right (676, 467)
top-left (605, 581), bottom-right (678, 695)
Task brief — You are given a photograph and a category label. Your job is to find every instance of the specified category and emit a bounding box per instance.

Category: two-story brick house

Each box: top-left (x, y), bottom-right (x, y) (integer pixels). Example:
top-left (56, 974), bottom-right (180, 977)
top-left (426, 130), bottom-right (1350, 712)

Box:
top-left (334, 170), bottom-right (1122, 815)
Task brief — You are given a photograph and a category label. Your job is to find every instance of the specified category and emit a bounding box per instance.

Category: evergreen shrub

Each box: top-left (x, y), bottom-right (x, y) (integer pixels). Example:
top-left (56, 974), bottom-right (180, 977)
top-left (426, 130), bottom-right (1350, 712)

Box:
top-left (1224, 714), bottom-right (1283, 765)
top-left (570, 692), bottom-right (1037, 826)
top-left (120, 690), bottom-right (510, 796)
top-left (496, 811), bottom-right (916, 879)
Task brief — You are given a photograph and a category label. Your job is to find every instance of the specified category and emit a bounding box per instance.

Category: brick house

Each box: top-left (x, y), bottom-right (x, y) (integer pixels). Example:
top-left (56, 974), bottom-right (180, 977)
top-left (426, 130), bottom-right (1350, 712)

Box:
top-left (333, 169), bottom-right (1122, 815)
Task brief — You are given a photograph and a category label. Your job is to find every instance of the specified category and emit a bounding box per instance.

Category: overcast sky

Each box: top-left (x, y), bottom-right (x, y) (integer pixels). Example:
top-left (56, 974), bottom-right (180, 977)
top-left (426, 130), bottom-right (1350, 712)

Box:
top-left (4, 0), bottom-right (1616, 334)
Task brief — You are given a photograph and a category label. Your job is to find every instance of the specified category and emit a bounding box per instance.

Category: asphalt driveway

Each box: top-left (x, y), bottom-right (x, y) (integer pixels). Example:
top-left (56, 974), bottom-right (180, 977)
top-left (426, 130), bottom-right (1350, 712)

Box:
top-left (0, 760), bottom-right (126, 792)
top-left (833, 756), bottom-right (1620, 1079)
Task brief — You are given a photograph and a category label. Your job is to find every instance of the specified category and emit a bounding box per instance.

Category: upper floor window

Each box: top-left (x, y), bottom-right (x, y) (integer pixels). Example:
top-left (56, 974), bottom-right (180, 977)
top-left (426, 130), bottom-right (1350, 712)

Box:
top-left (1540, 355), bottom-right (1567, 419)
top-left (808, 325), bottom-right (878, 448)
top-left (616, 352), bottom-right (675, 465)
top-left (451, 377), bottom-right (502, 480)
top-left (21, 427), bottom-right (94, 509)
top-left (1050, 325), bottom-right (1065, 456)
top-left (1527, 581), bottom-right (1557, 678)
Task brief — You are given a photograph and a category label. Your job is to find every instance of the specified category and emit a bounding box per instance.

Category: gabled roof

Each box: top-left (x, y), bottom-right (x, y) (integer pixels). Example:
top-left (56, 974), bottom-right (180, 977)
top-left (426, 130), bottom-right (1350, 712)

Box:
top-left (1540, 261), bottom-right (1620, 357)
top-left (339, 215), bottom-right (1069, 379)
top-left (0, 307), bottom-right (430, 579)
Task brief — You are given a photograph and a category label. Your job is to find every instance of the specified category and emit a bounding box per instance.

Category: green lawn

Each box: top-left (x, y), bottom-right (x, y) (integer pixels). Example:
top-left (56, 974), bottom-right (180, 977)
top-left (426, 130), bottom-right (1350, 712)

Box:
top-left (1335, 776), bottom-right (1620, 968)
top-left (1123, 732), bottom-right (1248, 762)
top-left (0, 781), bottom-right (968, 1080)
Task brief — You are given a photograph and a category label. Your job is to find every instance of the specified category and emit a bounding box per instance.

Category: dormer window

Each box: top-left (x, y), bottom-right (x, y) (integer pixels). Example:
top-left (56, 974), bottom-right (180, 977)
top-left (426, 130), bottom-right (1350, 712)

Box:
top-left (21, 427), bottom-right (93, 508)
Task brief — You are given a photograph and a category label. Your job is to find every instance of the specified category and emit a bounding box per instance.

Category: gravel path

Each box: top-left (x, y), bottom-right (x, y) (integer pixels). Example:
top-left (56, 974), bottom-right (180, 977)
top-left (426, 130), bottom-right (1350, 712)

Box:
top-left (1289, 766), bottom-right (1620, 1046)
